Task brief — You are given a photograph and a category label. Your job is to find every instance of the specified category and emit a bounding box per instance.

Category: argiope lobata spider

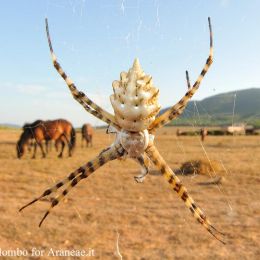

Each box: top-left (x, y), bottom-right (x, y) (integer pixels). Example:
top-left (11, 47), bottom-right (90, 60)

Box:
top-left (20, 17), bottom-right (225, 244)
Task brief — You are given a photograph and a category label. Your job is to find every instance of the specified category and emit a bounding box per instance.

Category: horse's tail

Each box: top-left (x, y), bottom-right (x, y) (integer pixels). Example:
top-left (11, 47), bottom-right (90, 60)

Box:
top-left (70, 127), bottom-right (76, 151)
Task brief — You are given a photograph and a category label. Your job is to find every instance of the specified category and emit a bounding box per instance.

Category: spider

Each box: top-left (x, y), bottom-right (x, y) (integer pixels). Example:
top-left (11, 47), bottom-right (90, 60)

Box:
top-left (20, 17), bottom-right (225, 244)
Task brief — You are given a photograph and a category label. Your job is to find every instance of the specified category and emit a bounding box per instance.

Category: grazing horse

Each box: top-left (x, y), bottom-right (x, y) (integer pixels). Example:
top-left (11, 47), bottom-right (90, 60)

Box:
top-left (17, 119), bottom-right (76, 159)
top-left (81, 123), bottom-right (93, 147)
top-left (200, 128), bottom-right (208, 142)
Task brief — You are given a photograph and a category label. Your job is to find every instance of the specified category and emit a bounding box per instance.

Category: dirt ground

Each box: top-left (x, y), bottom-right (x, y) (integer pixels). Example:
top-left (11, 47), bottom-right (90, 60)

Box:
top-left (0, 127), bottom-right (259, 259)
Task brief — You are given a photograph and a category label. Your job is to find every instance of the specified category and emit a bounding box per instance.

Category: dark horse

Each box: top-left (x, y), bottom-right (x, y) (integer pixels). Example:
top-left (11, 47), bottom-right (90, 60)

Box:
top-left (17, 119), bottom-right (76, 159)
top-left (81, 123), bottom-right (93, 147)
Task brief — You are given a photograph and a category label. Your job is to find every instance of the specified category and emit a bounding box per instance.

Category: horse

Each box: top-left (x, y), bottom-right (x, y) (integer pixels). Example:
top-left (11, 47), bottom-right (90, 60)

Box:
top-left (200, 128), bottom-right (208, 142)
top-left (16, 119), bottom-right (76, 159)
top-left (81, 123), bottom-right (93, 147)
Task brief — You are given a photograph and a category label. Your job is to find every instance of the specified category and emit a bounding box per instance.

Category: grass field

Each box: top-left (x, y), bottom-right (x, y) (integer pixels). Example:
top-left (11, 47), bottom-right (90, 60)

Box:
top-left (0, 127), bottom-right (259, 259)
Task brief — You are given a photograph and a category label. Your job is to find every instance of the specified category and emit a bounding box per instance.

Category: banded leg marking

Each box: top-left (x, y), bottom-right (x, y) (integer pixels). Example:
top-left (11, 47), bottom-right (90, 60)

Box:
top-left (45, 18), bottom-right (120, 130)
top-left (148, 17), bottom-right (213, 132)
top-left (146, 144), bottom-right (225, 244)
top-left (20, 144), bottom-right (125, 226)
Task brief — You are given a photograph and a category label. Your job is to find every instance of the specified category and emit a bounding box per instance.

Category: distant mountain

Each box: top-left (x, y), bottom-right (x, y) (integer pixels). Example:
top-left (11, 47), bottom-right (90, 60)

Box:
top-left (160, 88), bottom-right (260, 127)
top-left (1, 89), bottom-right (259, 128)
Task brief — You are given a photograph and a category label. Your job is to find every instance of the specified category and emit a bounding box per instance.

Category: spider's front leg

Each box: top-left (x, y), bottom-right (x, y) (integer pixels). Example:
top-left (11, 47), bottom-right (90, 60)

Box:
top-left (19, 143), bottom-right (125, 226)
top-left (145, 144), bottom-right (225, 244)
top-left (45, 18), bottom-right (120, 130)
top-left (148, 17), bottom-right (213, 132)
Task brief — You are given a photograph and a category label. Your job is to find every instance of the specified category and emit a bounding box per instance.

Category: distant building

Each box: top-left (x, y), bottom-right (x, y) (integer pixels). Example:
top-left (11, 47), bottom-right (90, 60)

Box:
top-left (224, 124), bottom-right (246, 135)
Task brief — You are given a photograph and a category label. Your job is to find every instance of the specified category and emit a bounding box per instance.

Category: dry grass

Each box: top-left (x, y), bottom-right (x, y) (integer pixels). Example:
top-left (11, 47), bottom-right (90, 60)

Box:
top-left (179, 159), bottom-right (223, 176)
top-left (0, 127), bottom-right (259, 259)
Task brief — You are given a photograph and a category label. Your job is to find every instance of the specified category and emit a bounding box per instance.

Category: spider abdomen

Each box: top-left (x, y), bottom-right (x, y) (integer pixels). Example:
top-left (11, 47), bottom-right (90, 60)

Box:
top-left (110, 58), bottom-right (161, 132)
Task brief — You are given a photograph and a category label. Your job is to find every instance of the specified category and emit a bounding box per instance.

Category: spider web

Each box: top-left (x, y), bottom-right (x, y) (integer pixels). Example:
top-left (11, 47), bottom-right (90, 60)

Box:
top-left (26, 0), bottom-right (219, 232)
top-left (12, 0), bottom-right (260, 257)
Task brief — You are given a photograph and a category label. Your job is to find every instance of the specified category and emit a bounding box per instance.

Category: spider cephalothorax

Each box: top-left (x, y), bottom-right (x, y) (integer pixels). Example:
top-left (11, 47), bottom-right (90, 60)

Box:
top-left (117, 129), bottom-right (150, 157)
top-left (20, 18), bottom-right (225, 244)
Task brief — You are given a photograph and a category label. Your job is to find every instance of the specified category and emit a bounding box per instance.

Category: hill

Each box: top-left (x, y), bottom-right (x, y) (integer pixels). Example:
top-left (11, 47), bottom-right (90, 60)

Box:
top-left (160, 88), bottom-right (260, 127)
top-left (1, 89), bottom-right (259, 128)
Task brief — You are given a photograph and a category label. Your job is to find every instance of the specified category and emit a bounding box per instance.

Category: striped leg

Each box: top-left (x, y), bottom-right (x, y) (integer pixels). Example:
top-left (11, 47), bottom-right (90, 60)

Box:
top-left (19, 144), bottom-right (125, 226)
top-left (45, 18), bottom-right (120, 130)
top-left (148, 17), bottom-right (213, 132)
top-left (134, 154), bottom-right (150, 183)
top-left (146, 144), bottom-right (225, 244)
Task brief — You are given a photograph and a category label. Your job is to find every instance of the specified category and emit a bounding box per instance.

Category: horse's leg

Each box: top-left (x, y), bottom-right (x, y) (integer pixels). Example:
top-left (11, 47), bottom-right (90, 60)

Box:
top-left (58, 141), bottom-right (65, 158)
top-left (45, 141), bottom-right (49, 154)
top-left (86, 136), bottom-right (89, 147)
top-left (67, 134), bottom-right (73, 156)
top-left (55, 140), bottom-right (59, 152)
top-left (32, 142), bottom-right (37, 159)
top-left (68, 137), bottom-right (72, 156)
top-left (28, 140), bottom-right (33, 153)
top-left (39, 142), bottom-right (46, 158)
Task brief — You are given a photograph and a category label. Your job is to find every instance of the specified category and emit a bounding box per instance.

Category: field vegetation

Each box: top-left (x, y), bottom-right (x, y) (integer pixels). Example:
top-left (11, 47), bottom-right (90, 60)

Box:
top-left (0, 127), bottom-right (259, 259)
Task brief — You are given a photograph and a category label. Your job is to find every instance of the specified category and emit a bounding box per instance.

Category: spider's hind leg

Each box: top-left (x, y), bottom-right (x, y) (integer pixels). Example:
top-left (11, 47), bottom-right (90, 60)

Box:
top-left (146, 144), bottom-right (225, 244)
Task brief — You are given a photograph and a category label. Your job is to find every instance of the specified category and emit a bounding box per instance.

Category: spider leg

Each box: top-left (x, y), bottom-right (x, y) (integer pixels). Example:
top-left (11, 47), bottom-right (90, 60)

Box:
top-left (134, 154), bottom-right (150, 183)
top-left (19, 144), bottom-right (125, 226)
top-left (45, 18), bottom-right (120, 130)
top-left (146, 144), bottom-right (225, 244)
top-left (148, 17), bottom-right (213, 132)
top-left (19, 167), bottom-right (84, 212)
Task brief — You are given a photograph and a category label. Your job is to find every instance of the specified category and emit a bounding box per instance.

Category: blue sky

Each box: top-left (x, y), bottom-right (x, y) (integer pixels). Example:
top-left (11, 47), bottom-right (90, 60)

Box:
top-left (1, 0), bottom-right (259, 127)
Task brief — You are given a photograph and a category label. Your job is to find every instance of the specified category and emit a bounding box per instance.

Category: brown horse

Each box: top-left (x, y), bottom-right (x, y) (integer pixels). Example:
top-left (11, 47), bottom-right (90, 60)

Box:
top-left (81, 123), bottom-right (93, 147)
top-left (17, 119), bottom-right (76, 159)
top-left (200, 128), bottom-right (208, 142)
